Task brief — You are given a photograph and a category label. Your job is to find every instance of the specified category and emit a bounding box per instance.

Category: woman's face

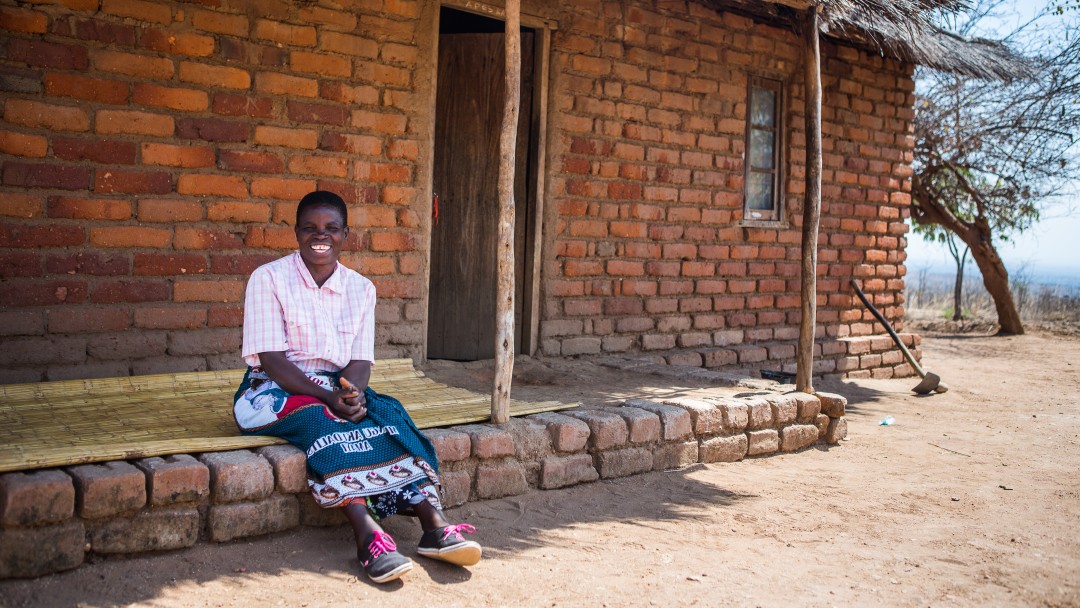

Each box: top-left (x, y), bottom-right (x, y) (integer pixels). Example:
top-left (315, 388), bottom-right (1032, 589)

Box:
top-left (295, 204), bottom-right (348, 272)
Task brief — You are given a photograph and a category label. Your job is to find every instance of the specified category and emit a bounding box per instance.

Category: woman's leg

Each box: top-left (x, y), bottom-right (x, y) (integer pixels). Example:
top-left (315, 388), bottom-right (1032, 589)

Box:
top-left (344, 502), bottom-right (412, 583)
top-left (342, 502), bottom-right (382, 548)
top-left (411, 498), bottom-right (450, 532)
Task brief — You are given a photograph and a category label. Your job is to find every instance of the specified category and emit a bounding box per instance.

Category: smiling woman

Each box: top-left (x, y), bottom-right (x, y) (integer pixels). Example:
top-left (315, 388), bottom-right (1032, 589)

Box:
top-left (232, 191), bottom-right (482, 584)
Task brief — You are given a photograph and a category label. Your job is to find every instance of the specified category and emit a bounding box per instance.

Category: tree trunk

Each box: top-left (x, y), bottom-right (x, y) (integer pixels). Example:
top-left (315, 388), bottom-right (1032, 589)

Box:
top-left (952, 261), bottom-right (964, 321)
top-left (967, 224), bottom-right (1024, 335)
top-left (491, 0), bottom-right (521, 423)
top-left (796, 8), bottom-right (822, 393)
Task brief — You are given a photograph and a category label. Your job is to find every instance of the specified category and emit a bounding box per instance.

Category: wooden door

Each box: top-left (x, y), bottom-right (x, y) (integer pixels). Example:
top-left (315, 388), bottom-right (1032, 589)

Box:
top-left (428, 9), bottom-right (534, 361)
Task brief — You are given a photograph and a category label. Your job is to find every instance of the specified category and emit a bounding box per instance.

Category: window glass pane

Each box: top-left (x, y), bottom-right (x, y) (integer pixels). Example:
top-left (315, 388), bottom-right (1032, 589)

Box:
top-left (746, 172), bottom-right (774, 212)
top-left (751, 87), bottom-right (775, 128)
top-left (750, 129), bottom-right (774, 169)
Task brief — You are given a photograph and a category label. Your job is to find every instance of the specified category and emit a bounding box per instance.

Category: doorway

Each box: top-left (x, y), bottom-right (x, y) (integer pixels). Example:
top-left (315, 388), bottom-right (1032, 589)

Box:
top-left (427, 7), bottom-right (538, 361)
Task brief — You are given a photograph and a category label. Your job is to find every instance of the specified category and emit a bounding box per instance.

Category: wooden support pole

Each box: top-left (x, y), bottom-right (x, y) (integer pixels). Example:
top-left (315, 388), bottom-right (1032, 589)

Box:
top-left (492, 0), bottom-right (521, 424)
top-left (796, 7), bottom-right (822, 394)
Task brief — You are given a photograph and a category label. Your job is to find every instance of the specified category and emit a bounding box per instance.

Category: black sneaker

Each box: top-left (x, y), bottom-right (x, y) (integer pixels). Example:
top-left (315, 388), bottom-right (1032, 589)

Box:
top-left (360, 530), bottom-right (413, 583)
top-left (417, 524), bottom-right (482, 566)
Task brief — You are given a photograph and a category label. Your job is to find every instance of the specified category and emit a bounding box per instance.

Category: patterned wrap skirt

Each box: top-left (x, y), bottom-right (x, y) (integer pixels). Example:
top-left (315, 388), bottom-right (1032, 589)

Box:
top-left (233, 367), bottom-right (442, 519)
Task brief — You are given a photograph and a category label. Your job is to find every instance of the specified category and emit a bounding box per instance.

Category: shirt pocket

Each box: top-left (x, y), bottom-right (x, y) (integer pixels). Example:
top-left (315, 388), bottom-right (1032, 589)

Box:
top-left (283, 304), bottom-right (322, 357)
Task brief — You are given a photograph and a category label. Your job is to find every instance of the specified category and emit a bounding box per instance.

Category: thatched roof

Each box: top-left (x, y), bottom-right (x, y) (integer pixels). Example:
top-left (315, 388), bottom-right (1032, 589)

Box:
top-left (710, 0), bottom-right (1029, 80)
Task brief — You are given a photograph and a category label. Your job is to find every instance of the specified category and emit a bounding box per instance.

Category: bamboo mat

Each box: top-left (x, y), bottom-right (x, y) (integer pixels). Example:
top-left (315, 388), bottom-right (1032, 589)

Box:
top-left (0, 359), bottom-right (576, 473)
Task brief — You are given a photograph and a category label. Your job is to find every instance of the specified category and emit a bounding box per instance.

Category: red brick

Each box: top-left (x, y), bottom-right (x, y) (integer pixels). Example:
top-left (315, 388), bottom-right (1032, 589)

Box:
top-left (216, 150), bottom-right (283, 174)
top-left (174, 279), bottom-right (244, 303)
top-left (369, 231), bottom-right (413, 252)
top-left (47, 196), bottom-right (131, 220)
top-left (0, 251), bottom-right (41, 278)
top-left (177, 174), bottom-right (247, 198)
top-left (208, 304), bottom-right (243, 327)
top-left (254, 18), bottom-right (315, 46)
top-left (102, 0), bottom-right (171, 24)
top-left (5, 39), bottom-right (88, 69)
top-left (134, 454), bottom-right (210, 506)
top-left (139, 143), bottom-right (212, 168)
top-left (48, 307), bottom-right (130, 333)
top-left (290, 50), bottom-right (351, 77)
top-left (290, 155), bottom-right (348, 177)
top-left (176, 117), bottom-right (249, 143)
top-left (250, 177), bottom-right (316, 201)
top-left (200, 450), bottom-right (274, 504)
top-left (207, 201), bottom-right (271, 222)
top-left (178, 61), bottom-right (251, 90)
top-left (3, 162), bottom-right (91, 190)
top-left (175, 227), bottom-right (243, 250)
top-left (319, 81), bottom-right (378, 105)
top-left (95, 169), bottom-right (172, 194)
top-left (133, 83), bottom-right (209, 112)
top-left (4, 99), bottom-right (90, 132)
top-left (44, 72), bottom-right (129, 104)
top-left (212, 93), bottom-right (273, 117)
top-left (0, 131), bottom-right (48, 157)
top-left (52, 136), bottom-right (136, 164)
top-left (133, 306), bottom-right (206, 329)
top-left (137, 199), bottom-right (203, 222)
top-left (255, 72), bottom-right (317, 97)
top-left (140, 27), bottom-right (213, 56)
top-left (0, 6), bottom-right (48, 33)
top-left (253, 125), bottom-right (318, 148)
top-left (91, 279), bottom-right (170, 303)
top-left (51, 13), bottom-right (135, 44)
top-left (67, 461), bottom-right (146, 519)
top-left (0, 469), bottom-right (75, 527)
top-left (206, 494), bottom-right (298, 542)
top-left (0, 280), bottom-right (87, 306)
top-left (287, 100), bottom-right (349, 125)
top-left (88, 226), bottom-right (169, 248)
top-left (210, 253), bottom-right (278, 275)
top-left (95, 109), bottom-right (174, 136)
top-left (45, 252), bottom-right (128, 276)
top-left (0, 522), bottom-right (85, 578)
top-left (192, 9), bottom-right (247, 36)
top-left (351, 109), bottom-right (407, 134)
top-left (218, 37), bottom-right (286, 67)
top-left (133, 253), bottom-right (207, 276)
top-left (92, 49), bottom-right (173, 78)
top-left (254, 445), bottom-right (307, 494)
top-left (321, 31), bottom-right (378, 57)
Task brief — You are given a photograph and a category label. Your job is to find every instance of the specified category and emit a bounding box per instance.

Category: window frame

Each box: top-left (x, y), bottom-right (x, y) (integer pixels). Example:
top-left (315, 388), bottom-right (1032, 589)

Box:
top-left (742, 75), bottom-right (785, 223)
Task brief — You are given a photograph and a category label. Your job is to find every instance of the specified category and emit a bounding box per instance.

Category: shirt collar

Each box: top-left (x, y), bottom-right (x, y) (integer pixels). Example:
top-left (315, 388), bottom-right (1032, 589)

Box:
top-left (292, 252), bottom-right (345, 293)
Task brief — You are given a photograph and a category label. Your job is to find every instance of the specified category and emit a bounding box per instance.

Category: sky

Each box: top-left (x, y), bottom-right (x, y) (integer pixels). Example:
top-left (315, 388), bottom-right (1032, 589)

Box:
top-left (904, 0), bottom-right (1080, 285)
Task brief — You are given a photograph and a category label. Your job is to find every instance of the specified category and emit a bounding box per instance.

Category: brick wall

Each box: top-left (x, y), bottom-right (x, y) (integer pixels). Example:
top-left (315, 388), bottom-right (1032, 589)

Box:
top-left (0, 0), bottom-right (429, 383)
top-left (540, 0), bottom-right (914, 373)
top-left (0, 0), bottom-right (916, 384)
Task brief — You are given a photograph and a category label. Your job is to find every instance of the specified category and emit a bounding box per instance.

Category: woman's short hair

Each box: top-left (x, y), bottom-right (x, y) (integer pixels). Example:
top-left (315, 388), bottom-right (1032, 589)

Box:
top-left (296, 190), bottom-right (347, 225)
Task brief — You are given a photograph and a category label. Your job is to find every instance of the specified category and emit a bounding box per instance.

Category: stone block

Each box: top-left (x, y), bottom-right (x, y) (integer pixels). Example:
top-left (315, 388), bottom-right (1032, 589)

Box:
top-left (780, 424), bottom-right (819, 452)
top-left (475, 461), bottom-right (528, 499)
top-left (68, 461), bottom-right (147, 519)
top-left (814, 413), bottom-right (830, 440)
top-left (255, 445), bottom-right (308, 495)
top-left (539, 454), bottom-right (599, 489)
top-left (651, 440), bottom-right (699, 470)
top-left (423, 428), bottom-right (472, 462)
top-left (662, 397), bottom-right (723, 435)
top-left (766, 394), bottom-right (798, 426)
top-left (563, 409), bottom-right (628, 450)
top-left (711, 398), bottom-right (748, 433)
top-left (0, 521), bottom-right (84, 578)
top-left (200, 450), bottom-right (274, 504)
top-left (135, 454), bottom-right (210, 506)
top-left (439, 469), bottom-right (472, 508)
top-left (457, 424), bottom-right (516, 459)
top-left (825, 417), bottom-right (848, 443)
top-left (747, 429), bottom-right (780, 456)
top-left (528, 412), bottom-right (591, 452)
top-left (792, 392), bottom-right (821, 422)
top-left (88, 508), bottom-right (200, 554)
top-left (298, 493), bottom-right (348, 527)
top-left (502, 418), bottom-right (553, 462)
top-left (818, 392), bottom-right (847, 418)
top-left (207, 494), bottom-right (300, 542)
top-left (0, 469), bottom-right (74, 527)
top-left (745, 397), bottom-right (774, 431)
top-left (699, 434), bottom-right (747, 463)
top-left (612, 407), bottom-right (661, 443)
top-left (595, 447), bottom-right (652, 479)
top-left (623, 399), bottom-right (692, 440)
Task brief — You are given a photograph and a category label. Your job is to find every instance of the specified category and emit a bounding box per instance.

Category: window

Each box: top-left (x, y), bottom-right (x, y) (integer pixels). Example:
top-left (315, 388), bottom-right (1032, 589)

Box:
top-left (744, 77), bottom-right (783, 221)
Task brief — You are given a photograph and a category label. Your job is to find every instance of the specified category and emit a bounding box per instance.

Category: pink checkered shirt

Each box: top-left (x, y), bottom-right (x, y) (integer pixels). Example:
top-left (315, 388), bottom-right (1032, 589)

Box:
top-left (242, 252), bottom-right (376, 372)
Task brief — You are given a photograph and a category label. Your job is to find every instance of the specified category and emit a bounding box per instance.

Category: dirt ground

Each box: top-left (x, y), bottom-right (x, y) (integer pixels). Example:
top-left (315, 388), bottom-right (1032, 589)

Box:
top-left (2, 330), bottom-right (1078, 608)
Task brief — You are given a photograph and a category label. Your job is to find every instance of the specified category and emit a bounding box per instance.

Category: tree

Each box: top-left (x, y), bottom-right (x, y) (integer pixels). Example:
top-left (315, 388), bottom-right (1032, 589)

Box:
top-left (912, 0), bottom-right (1080, 334)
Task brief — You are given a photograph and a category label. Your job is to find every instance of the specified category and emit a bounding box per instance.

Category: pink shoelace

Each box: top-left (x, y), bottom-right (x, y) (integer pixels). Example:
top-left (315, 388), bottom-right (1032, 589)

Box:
top-left (364, 530), bottom-right (398, 565)
top-left (441, 523), bottom-right (476, 542)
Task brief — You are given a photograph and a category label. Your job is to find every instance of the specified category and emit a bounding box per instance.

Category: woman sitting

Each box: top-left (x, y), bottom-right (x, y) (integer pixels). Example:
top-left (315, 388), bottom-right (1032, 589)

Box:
top-left (233, 190), bottom-right (480, 583)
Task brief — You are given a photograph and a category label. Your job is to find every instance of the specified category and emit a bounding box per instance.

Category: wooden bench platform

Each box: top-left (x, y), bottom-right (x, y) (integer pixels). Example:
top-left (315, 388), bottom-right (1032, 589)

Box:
top-left (0, 358), bottom-right (574, 473)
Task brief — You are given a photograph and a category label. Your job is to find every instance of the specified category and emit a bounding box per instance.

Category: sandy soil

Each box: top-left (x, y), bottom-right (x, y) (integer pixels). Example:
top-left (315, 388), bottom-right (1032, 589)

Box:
top-left (2, 330), bottom-right (1078, 608)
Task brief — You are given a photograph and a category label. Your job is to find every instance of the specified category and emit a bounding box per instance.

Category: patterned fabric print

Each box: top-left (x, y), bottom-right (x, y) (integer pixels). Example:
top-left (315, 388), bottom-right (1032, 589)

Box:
top-left (233, 367), bottom-right (442, 514)
top-left (363, 482), bottom-right (436, 520)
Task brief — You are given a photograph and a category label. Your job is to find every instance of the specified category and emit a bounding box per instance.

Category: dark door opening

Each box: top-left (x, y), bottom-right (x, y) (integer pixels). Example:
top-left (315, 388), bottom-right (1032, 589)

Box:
top-left (427, 7), bottom-right (536, 361)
